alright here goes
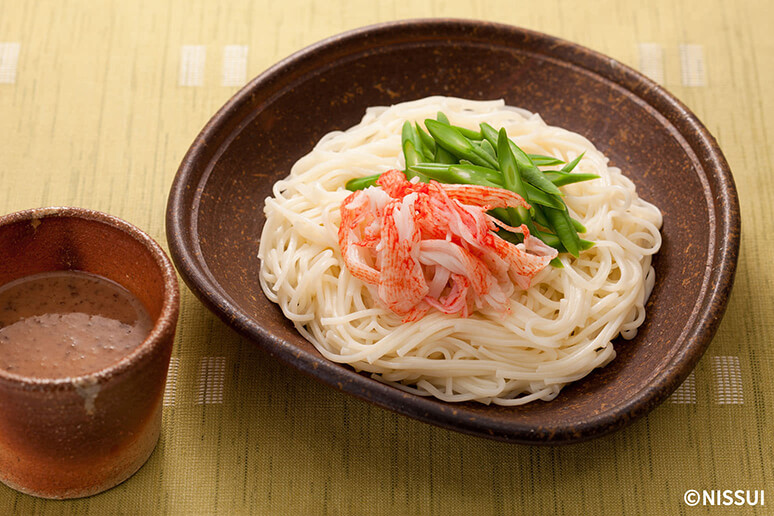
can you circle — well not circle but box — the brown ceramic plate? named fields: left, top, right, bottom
left=166, top=19, right=740, bottom=443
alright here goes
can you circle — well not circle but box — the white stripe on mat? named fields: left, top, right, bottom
left=222, top=45, right=248, bottom=87
left=670, top=371, right=696, bottom=404
left=179, top=45, right=206, bottom=87
left=197, top=356, right=226, bottom=404
left=711, top=356, right=743, bottom=405
left=679, top=43, right=706, bottom=87
left=163, top=357, right=180, bottom=407
left=637, top=43, right=664, bottom=85
left=0, top=42, right=21, bottom=84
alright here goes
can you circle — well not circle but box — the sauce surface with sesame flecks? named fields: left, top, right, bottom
left=0, top=271, right=152, bottom=379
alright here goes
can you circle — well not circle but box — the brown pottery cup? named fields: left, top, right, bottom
left=0, top=207, right=179, bottom=498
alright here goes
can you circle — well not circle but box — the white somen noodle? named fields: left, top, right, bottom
left=258, top=97, right=662, bottom=405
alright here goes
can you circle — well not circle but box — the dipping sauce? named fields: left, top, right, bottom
left=0, top=271, right=152, bottom=379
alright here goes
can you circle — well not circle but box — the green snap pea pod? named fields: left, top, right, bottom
left=497, top=129, right=529, bottom=199
left=532, top=204, right=551, bottom=229
left=401, top=121, right=433, bottom=161
left=552, top=237, right=594, bottom=253
left=434, top=146, right=458, bottom=164
left=428, top=114, right=457, bottom=163
left=481, top=123, right=566, bottom=167
left=544, top=171, right=600, bottom=187
left=533, top=207, right=586, bottom=234
left=479, top=122, right=498, bottom=149
left=477, top=139, right=497, bottom=161
left=409, top=165, right=495, bottom=187
left=345, top=173, right=380, bottom=191
left=534, top=230, right=593, bottom=254
left=532, top=206, right=587, bottom=243
left=496, top=128, right=534, bottom=230
left=425, top=120, right=498, bottom=168
left=402, top=141, right=429, bottom=183
left=402, top=122, right=432, bottom=162
left=524, top=184, right=565, bottom=210
left=549, top=257, right=564, bottom=268
left=403, top=139, right=422, bottom=168
left=534, top=231, right=569, bottom=263
left=571, top=217, right=586, bottom=234
left=415, top=123, right=436, bottom=155
left=542, top=205, right=581, bottom=257
left=511, top=143, right=563, bottom=196
left=495, top=228, right=523, bottom=246
left=432, top=112, right=484, bottom=140
left=490, top=208, right=517, bottom=227
left=528, top=154, right=565, bottom=167
left=499, top=227, right=593, bottom=253
left=452, top=125, right=483, bottom=141
left=534, top=229, right=561, bottom=248
left=483, top=122, right=566, bottom=196
left=410, top=163, right=504, bottom=185
left=401, top=121, right=421, bottom=152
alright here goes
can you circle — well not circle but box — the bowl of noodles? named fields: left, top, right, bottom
left=166, top=19, right=740, bottom=443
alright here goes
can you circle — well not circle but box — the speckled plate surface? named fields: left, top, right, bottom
left=166, top=19, right=740, bottom=443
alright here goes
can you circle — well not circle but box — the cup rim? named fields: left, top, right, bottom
left=0, top=206, right=180, bottom=390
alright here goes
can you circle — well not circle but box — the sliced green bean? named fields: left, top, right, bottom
left=427, top=117, right=459, bottom=163
left=345, top=173, right=380, bottom=191
left=402, top=139, right=422, bottom=168
left=483, top=122, right=565, bottom=196
left=524, top=184, right=565, bottom=210
left=561, top=152, right=585, bottom=173
left=497, top=129, right=529, bottom=199
left=402, top=141, right=430, bottom=183
left=571, top=217, right=586, bottom=234
left=544, top=171, right=600, bottom=187
left=534, top=229, right=593, bottom=254
left=425, top=119, right=497, bottom=168
left=528, top=154, right=565, bottom=167
left=415, top=123, right=436, bottom=156
left=434, top=145, right=458, bottom=164
left=410, top=163, right=503, bottom=185
left=496, top=128, right=534, bottom=230
left=490, top=208, right=516, bottom=228
left=433, top=113, right=483, bottom=140
left=477, top=139, right=497, bottom=160
left=532, top=204, right=551, bottom=229
left=511, top=143, right=563, bottom=196
left=436, top=112, right=450, bottom=125
left=402, top=122, right=432, bottom=161
left=479, top=122, right=499, bottom=150
left=543, top=206, right=581, bottom=257
left=452, top=125, right=483, bottom=140
left=495, top=228, right=523, bottom=246
left=534, top=229, right=561, bottom=248
left=410, top=165, right=492, bottom=187
left=549, top=257, right=564, bottom=268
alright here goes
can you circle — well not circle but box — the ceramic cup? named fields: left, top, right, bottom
left=0, top=207, right=179, bottom=499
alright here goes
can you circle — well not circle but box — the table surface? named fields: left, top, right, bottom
left=1, top=1, right=772, bottom=514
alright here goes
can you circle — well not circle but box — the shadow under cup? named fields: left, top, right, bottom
left=0, top=207, right=179, bottom=499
